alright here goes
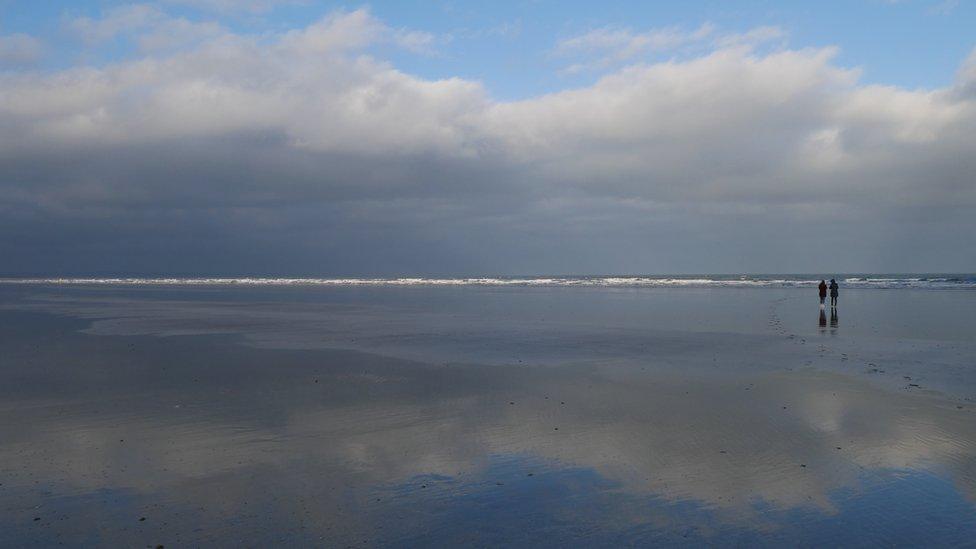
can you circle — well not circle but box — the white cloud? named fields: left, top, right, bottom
left=279, top=8, right=445, bottom=57
left=393, top=29, right=440, bottom=55
left=0, top=33, right=42, bottom=68
left=558, top=23, right=715, bottom=55
left=1, top=10, right=975, bottom=273
left=68, top=3, right=229, bottom=53
left=5, top=9, right=485, bottom=157
left=956, top=47, right=976, bottom=98
left=69, top=4, right=166, bottom=44
left=556, top=23, right=716, bottom=72
left=713, top=25, right=787, bottom=49
left=555, top=23, right=786, bottom=74
left=139, top=18, right=228, bottom=52
left=162, top=0, right=306, bottom=13
left=930, top=0, right=960, bottom=15
left=278, top=8, right=385, bottom=53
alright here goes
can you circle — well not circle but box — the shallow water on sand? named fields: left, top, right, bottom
left=1, top=285, right=975, bottom=546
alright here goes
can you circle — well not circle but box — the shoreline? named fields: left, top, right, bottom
left=1, top=274, right=974, bottom=290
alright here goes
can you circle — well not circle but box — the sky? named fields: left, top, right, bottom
left=0, top=0, right=974, bottom=276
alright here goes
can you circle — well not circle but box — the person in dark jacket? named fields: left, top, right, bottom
left=818, top=280, right=827, bottom=306
left=829, top=278, right=839, bottom=308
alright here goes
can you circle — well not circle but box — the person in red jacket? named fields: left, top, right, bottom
left=818, top=279, right=828, bottom=307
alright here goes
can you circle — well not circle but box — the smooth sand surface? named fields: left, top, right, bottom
left=1, top=285, right=975, bottom=546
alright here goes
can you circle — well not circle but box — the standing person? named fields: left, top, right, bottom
left=818, top=280, right=827, bottom=307
left=829, top=278, right=839, bottom=308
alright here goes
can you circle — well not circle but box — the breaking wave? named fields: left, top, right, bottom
left=2, top=275, right=974, bottom=289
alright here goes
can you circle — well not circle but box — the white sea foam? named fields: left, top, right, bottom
left=1, top=276, right=974, bottom=289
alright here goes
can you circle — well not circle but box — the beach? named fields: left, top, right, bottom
left=1, top=279, right=975, bottom=546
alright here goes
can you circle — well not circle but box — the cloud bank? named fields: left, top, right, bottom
left=1, top=8, right=974, bottom=275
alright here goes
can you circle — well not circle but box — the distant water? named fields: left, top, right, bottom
left=2, top=274, right=975, bottom=289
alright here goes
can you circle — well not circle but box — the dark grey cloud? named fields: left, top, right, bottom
left=1, top=9, right=975, bottom=275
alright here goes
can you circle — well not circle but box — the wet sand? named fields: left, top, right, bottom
left=1, top=285, right=975, bottom=546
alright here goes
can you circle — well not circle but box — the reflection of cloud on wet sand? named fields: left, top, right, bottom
left=3, top=335, right=976, bottom=545
left=297, top=366, right=976, bottom=517
left=3, top=290, right=976, bottom=544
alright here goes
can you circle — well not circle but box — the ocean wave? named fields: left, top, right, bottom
left=2, top=276, right=974, bottom=289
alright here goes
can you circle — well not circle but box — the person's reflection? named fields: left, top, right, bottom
left=829, top=308, right=838, bottom=335
left=819, top=308, right=827, bottom=330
